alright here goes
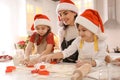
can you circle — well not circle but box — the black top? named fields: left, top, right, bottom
left=61, top=38, right=78, bottom=63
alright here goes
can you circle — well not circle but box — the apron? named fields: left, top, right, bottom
left=61, top=38, right=78, bottom=63
left=34, top=35, right=47, bottom=54
left=36, top=39, right=47, bottom=54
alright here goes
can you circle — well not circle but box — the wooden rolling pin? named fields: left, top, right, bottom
left=71, top=63, right=92, bottom=80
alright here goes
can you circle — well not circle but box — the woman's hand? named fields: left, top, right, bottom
left=40, top=52, right=63, bottom=63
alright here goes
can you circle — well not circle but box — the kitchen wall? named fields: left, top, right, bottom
left=0, top=0, right=26, bottom=51
left=27, top=0, right=58, bottom=34
left=30, top=0, right=120, bottom=52
left=37, top=0, right=120, bottom=52
left=95, top=0, right=120, bottom=52
left=1, top=0, right=119, bottom=52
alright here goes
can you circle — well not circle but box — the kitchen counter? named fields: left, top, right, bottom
left=0, top=52, right=120, bottom=80
left=0, top=61, right=98, bottom=80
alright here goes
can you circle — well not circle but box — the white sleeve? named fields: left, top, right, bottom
left=94, top=41, right=107, bottom=67
left=58, top=28, right=65, bottom=50
left=62, top=37, right=79, bottom=59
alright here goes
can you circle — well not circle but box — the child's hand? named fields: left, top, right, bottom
left=25, top=61, right=35, bottom=67
left=105, top=55, right=111, bottom=63
left=20, top=57, right=30, bottom=65
left=28, top=58, right=39, bottom=66
left=112, top=57, right=120, bottom=66
left=21, top=59, right=37, bottom=67
left=75, top=60, right=84, bottom=68
left=39, top=54, right=54, bottom=62
left=114, top=57, right=120, bottom=62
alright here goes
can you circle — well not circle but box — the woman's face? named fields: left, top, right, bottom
left=35, top=25, right=49, bottom=36
left=58, top=10, right=76, bottom=26
left=77, top=24, right=94, bottom=42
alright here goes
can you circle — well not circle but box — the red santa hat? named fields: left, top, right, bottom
left=28, top=14, right=52, bottom=35
left=33, top=14, right=52, bottom=29
left=75, top=9, right=106, bottom=40
left=56, top=0, right=78, bottom=14
left=31, top=24, right=34, bottom=31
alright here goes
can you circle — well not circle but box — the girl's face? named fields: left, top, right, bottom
left=35, top=25, right=49, bottom=36
left=77, top=24, right=94, bottom=42
left=58, top=10, right=76, bottom=26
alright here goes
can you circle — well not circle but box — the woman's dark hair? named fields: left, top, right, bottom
left=76, top=23, right=79, bottom=28
left=63, top=12, right=77, bottom=30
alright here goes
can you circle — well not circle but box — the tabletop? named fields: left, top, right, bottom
left=0, top=53, right=120, bottom=80
left=0, top=60, right=98, bottom=80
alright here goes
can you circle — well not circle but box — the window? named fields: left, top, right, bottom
left=26, top=2, right=42, bottom=31
left=0, top=0, right=26, bottom=52
left=0, top=3, right=12, bottom=51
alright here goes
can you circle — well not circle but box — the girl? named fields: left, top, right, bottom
left=22, top=14, right=55, bottom=65
left=56, top=0, right=79, bottom=63
left=40, top=9, right=107, bottom=79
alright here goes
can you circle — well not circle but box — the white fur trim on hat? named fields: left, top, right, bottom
left=75, top=16, right=106, bottom=40
left=34, top=19, right=52, bottom=28
left=56, top=3, right=78, bottom=14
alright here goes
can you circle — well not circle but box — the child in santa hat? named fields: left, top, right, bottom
left=40, top=9, right=107, bottom=80
left=21, top=14, right=55, bottom=66
left=56, top=0, right=79, bottom=63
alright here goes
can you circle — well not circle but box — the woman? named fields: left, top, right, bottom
left=56, top=0, right=79, bottom=63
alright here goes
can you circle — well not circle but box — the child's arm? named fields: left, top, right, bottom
left=27, top=44, right=54, bottom=65
left=24, top=42, right=34, bottom=60
left=76, top=60, right=96, bottom=67
left=71, top=63, right=92, bottom=80
left=20, top=42, right=34, bottom=65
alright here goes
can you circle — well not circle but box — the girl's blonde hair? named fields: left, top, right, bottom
left=76, top=23, right=99, bottom=52
left=79, top=35, right=99, bottom=53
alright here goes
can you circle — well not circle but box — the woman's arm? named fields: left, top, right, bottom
left=39, top=40, right=78, bottom=62
left=40, top=52, right=64, bottom=62
left=40, top=37, right=79, bottom=62
left=62, top=37, right=79, bottom=59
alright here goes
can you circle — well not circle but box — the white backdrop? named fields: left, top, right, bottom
left=0, top=0, right=26, bottom=52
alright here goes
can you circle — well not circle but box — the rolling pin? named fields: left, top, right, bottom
left=71, top=63, right=92, bottom=80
